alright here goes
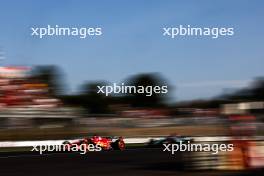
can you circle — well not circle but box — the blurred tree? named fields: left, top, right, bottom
left=226, top=77, right=264, bottom=101
left=31, top=65, right=65, bottom=96
left=81, top=82, right=110, bottom=114
left=251, top=77, right=264, bottom=100
left=125, top=73, right=170, bottom=107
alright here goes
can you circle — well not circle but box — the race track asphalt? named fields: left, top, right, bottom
left=0, top=148, right=262, bottom=176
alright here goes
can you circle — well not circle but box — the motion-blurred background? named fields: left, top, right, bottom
left=0, top=0, right=264, bottom=173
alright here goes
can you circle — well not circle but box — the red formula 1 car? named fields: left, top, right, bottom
left=63, top=135, right=125, bottom=151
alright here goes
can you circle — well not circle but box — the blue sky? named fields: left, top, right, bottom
left=0, top=0, right=263, bottom=101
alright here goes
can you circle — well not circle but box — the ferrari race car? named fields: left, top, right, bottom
left=63, top=135, right=125, bottom=151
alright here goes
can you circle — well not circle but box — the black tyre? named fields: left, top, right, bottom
left=112, top=140, right=125, bottom=150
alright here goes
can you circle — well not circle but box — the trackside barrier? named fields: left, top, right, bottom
left=0, top=136, right=264, bottom=148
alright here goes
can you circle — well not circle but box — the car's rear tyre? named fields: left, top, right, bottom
left=62, top=141, right=71, bottom=151
left=118, top=140, right=125, bottom=150
left=63, top=141, right=70, bottom=145
left=112, top=139, right=125, bottom=150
